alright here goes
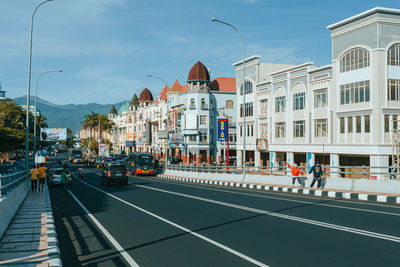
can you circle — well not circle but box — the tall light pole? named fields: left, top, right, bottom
left=147, top=74, right=169, bottom=163
left=25, top=0, right=55, bottom=175
left=34, top=69, right=62, bottom=155
left=211, top=18, right=246, bottom=181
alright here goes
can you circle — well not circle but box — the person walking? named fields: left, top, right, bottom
left=287, top=162, right=305, bottom=187
left=309, top=161, right=324, bottom=188
left=30, top=165, right=39, bottom=192
left=37, top=163, right=47, bottom=192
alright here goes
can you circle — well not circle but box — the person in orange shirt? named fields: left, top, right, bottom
left=37, top=163, right=48, bottom=192
left=287, top=162, right=305, bottom=187
left=30, top=166, right=40, bottom=192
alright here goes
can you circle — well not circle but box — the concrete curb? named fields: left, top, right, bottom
left=157, top=174, right=400, bottom=205
left=44, top=183, right=62, bottom=267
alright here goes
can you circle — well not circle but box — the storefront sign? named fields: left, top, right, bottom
left=256, top=139, right=268, bottom=151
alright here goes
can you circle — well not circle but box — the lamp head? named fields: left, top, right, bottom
left=211, top=18, right=217, bottom=22
left=58, top=70, right=63, bottom=72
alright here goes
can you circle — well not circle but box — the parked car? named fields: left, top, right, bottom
left=229, top=158, right=237, bottom=166
left=167, top=156, right=183, bottom=165
left=101, top=164, right=128, bottom=186
left=49, top=168, right=72, bottom=186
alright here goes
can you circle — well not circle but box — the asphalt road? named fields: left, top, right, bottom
left=48, top=161, right=400, bottom=267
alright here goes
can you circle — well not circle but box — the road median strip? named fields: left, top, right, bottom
left=156, top=174, right=400, bottom=205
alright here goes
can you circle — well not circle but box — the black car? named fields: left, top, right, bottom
left=167, top=156, right=183, bottom=165
left=229, top=158, right=237, bottom=166
left=101, top=164, right=128, bottom=186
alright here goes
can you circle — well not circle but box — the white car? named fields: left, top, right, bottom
left=49, top=168, right=72, bottom=186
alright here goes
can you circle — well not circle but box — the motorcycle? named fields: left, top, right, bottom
left=78, top=168, right=83, bottom=179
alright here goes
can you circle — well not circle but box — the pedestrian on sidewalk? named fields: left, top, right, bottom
left=309, top=161, right=324, bottom=189
left=287, top=163, right=305, bottom=187
left=30, top=165, right=39, bottom=192
left=38, top=163, right=47, bottom=192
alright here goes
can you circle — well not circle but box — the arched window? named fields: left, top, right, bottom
left=201, top=98, right=205, bottom=105
left=190, top=98, right=194, bottom=103
left=339, top=48, right=370, bottom=73
left=226, top=100, right=233, bottom=109
left=292, top=83, right=306, bottom=110
left=240, top=81, right=253, bottom=95
left=388, top=44, right=400, bottom=66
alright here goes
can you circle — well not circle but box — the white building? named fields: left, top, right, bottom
left=234, top=7, right=400, bottom=180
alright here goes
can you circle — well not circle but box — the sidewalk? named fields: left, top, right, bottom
left=0, top=183, right=61, bottom=266
left=157, top=174, right=400, bottom=204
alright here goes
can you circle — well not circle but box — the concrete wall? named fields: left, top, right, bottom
left=165, top=169, right=400, bottom=194
left=0, top=181, right=29, bottom=238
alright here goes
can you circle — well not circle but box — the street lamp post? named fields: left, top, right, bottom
left=34, top=70, right=62, bottom=155
left=211, top=18, right=246, bottom=181
left=147, top=74, right=170, bottom=164
left=25, top=0, right=55, bottom=175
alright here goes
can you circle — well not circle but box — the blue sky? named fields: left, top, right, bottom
left=1, top=0, right=398, bottom=104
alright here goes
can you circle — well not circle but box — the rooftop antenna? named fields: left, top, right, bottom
left=207, top=68, right=213, bottom=81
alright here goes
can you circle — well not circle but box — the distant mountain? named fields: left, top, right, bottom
left=13, top=96, right=128, bottom=131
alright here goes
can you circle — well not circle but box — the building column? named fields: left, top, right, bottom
left=255, top=150, right=261, bottom=167
left=361, top=115, right=365, bottom=144
left=269, top=151, right=276, bottom=170
left=330, top=153, right=339, bottom=178
left=287, top=152, right=294, bottom=174
left=237, top=150, right=242, bottom=167
left=206, top=150, right=210, bottom=164
left=370, top=155, right=389, bottom=180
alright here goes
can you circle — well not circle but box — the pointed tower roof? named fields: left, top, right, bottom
left=170, top=80, right=182, bottom=92
left=139, top=88, right=154, bottom=102
left=109, top=105, right=117, bottom=114
left=157, top=84, right=170, bottom=101
left=130, top=93, right=139, bottom=106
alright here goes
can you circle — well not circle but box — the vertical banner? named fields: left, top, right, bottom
left=217, top=119, right=228, bottom=141
left=270, top=151, right=274, bottom=168
left=307, top=152, right=313, bottom=172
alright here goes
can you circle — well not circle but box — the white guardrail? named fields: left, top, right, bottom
left=166, top=164, right=400, bottom=180
left=0, top=171, right=28, bottom=199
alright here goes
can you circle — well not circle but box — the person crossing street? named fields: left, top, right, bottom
left=309, top=161, right=324, bottom=189
left=288, top=162, right=305, bottom=187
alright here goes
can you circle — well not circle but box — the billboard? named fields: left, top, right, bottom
left=99, top=143, right=109, bottom=157
left=256, top=139, right=268, bottom=151
left=217, top=119, right=228, bottom=141
left=40, top=128, right=67, bottom=141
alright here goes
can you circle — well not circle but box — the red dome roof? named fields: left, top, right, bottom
left=187, top=61, right=210, bottom=82
left=139, top=88, right=153, bottom=102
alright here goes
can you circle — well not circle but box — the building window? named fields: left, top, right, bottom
left=259, top=99, right=268, bottom=115
left=388, top=79, right=400, bottom=101
left=293, top=92, right=305, bottom=110
left=240, top=103, right=253, bottom=117
left=247, top=125, right=250, bottom=137
left=240, top=81, right=253, bottom=95
left=240, top=126, right=242, bottom=137
left=348, top=117, right=353, bottom=133
left=200, top=133, right=207, bottom=143
left=356, top=116, right=361, bottom=133
left=275, top=96, right=286, bottom=112
left=364, top=115, right=370, bottom=133
left=293, top=120, right=305, bottom=138
left=260, top=123, right=268, bottom=138
left=340, top=48, right=370, bottom=73
left=200, top=115, right=207, bottom=125
left=226, top=100, right=233, bottom=109
left=315, top=119, right=327, bottom=137
left=251, top=125, right=253, bottom=137
left=340, top=117, right=345, bottom=133
left=388, top=44, right=400, bottom=66
left=275, top=122, right=286, bottom=138
left=340, top=81, right=370, bottom=104
left=229, top=133, right=237, bottom=142
left=314, top=89, right=327, bottom=108
left=385, top=115, right=390, bottom=132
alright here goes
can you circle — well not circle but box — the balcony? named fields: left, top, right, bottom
left=200, top=104, right=208, bottom=110
left=189, top=104, right=196, bottom=110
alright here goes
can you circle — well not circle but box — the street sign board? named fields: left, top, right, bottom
left=217, top=119, right=228, bottom=141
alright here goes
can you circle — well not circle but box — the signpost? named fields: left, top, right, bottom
left=217, top=119, right=229, bottom=167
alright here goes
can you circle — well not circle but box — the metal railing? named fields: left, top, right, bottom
left=166, top=164, right=400, bottom=180
left=0, top=171, right=27, bottom=198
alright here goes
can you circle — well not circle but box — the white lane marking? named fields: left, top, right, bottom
left=135, top=177, right=400, bottom=217
left=66, top=189, right=139, bottom=267
left=136, top=184, right=400, bottom=243
left=77, top=179, right=269, bottom=267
